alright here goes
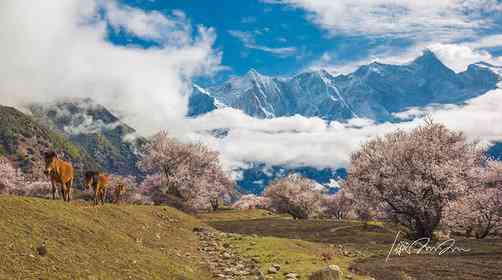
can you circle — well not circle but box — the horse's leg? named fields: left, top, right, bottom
left=60, top=183, right=66, bottom=202
left=100, top=189, right=105, bottom=205
left=65, top=179, right=73, bottom=202
left=50, top=180, right=56, bottom=200
left=94, top=188, right=98, bottom=206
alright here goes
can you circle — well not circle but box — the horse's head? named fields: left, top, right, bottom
left=84, top=171, right=98, bottom=190
left=43, top=151, right=58, bottom=176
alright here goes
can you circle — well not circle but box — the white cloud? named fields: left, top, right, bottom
left=105, top=2, right=192, bottom=46
left=0, top=0, right=221, bottom=135
left=311, top=41, right=501, bottom=75
left=427, top=43, right=494, bottom=72
left=466, top=34, right=502, bottom=49
left=228, top=30, right=297, bottom=57
left=266, top=0, right=502, bottom=40
left=187, top=85, right=502, bottom=172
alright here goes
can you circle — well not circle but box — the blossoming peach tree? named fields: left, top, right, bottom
left=0, top=156, right=52, bottom=197
left=232, top=194, right=270, bottom=210
left=138, top=131, right=235, bottom=211
left=264, top=174, right=324, bottom=219
left=443, top=160, right=502, bottom=238
left=344, top=121, right=487, bottom=239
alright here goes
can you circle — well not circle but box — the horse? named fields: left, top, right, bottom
left=112, top=183, right=126, bottom=204
left=84, top=171, right=110, bottom=205
left=43, top=151, right=74, bottom=202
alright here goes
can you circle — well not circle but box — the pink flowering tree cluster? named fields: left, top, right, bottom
left=138, top=132, right=235, bottom=211
left=443, top=160, right=502, bottom=238
left=107, top=174, right=152, bottom=204
left=0, top=157, right=24, bottom=194
left=0, top=157, right=52, bottom=197
left=344, top=121, right=486, bottom=239
left=232, top=194, right=270, bottom=210
left=264, top=174, right=324, bottom=219
left=321, top=190, right=354, bottom=220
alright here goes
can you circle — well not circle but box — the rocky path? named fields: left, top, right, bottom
left=194, top=227, right=266, bottom=280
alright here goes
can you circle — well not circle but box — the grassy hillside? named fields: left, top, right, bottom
left=0, top=196, right=211, bottom=280
left=0, top=105, right=100, bottom=180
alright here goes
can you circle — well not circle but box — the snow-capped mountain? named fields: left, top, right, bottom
left=189, top=50, right=500, bottom=122
left=187, top=85, right=222, bottom=117
left=187, top=50, right=501, bottom=194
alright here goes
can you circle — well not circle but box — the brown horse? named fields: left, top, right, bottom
left=84, top=171, right=110, bottom=205
left=112, top=183, right=126, bottom=204
left=43, top=151, right=74, bottom=202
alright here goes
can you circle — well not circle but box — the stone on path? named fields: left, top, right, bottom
left=309, top=265, right=343, bottom=280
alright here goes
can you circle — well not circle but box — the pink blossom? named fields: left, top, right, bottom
left=344, top=121, right=486, bottom=238
left=138, top=131, right=235, bottom=210
left=264, top=174, right=324, bottom=219
left=443, top=160, right=502, bottom=239
left=0, top=157, right=26, bottom=195
left=321, top=190, right=354, bottom=220
left=232, top=194, right=270, bottom=210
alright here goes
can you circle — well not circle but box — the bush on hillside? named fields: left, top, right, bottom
left=264, top=174, right=324, bottom=219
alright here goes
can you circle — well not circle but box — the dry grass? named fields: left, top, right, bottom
left=0, top=195, right=211, bottom=280
left=3, top=198, right=501, bottom=280
left=205, top=209, right=502, bottom=280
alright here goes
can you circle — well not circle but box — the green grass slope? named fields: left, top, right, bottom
left=0, top=196, right=211, bottom=280
left=0, top=105, right=100, bottom=180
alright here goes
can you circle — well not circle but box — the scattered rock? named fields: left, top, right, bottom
left=309, top=265, right=343, bottom=280
left=196, top=228, right=258, bottom=279
left=267, top=266, right=278, bottom=274
left=193, top=226, right=207, bottom=233
left=36, top=241, right=47, bottom=256
left=285, top=272, right=298, bottom=279
left=255, top=270, right=266, bottom=280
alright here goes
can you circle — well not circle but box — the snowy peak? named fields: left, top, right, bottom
left=412, top=49, right=443, bottom=66
left=188, top=49, right=499, bottom=122
left=244, top=68, right=263, bottom=79
left=472, top=61, right=502, bottom=77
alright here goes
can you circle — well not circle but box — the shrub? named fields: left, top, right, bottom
left=232, top=194, right=270, bottom=210
left=321, top=190, right=354, bottom=220
left=264, top=174, right=324, bottom=219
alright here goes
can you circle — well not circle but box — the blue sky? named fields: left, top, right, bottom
left=115, top=0, right=337, bottom=79
left=112, top=0, right=502, bottom=83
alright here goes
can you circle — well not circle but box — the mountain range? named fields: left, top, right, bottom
left=187, top=50, right=501, bottom=193
left=189, top=50, right=500, bottom=123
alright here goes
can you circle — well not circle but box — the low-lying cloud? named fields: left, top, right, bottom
left=188, top=86, right=502, bottom=172
left=0, top=0, right=221, bottom=135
